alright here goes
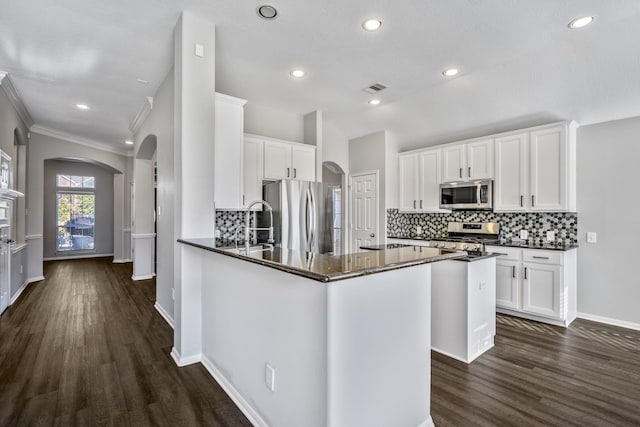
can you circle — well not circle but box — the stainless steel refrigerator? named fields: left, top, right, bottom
left=260, top=180, right=342, bottom=255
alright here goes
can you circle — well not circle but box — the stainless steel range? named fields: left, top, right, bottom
left=428, top=222, right=500, bottom=252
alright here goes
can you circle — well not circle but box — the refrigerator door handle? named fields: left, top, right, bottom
left=307, top=187, right=316, bottom=250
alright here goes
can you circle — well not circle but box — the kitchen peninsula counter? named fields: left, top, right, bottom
left=179, top=237, right=465, bottom=282
left=388, top=236, right=578, bottom=251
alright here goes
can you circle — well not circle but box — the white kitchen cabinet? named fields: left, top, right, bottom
left=243, top=135, right=263, bottom=209
left=398, top=148, right=446, bottom=213
left=263, top=138, right=316, bottom=181
left=494, top=122, right=576, bottom=212
left=442, top=139, right=493, bottom=182
left=214, top=93, right=247, bottom=210
left=487, top=245, right=577, bottom=327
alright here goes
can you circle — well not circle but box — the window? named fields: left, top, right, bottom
left=56, top=193, right=95, bottom=251
left=56, top=174, right=95, bottom=189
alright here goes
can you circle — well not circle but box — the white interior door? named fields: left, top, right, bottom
left=0, top=226, right=10, bottom=314
left=350, top=172, right=378, bottom=253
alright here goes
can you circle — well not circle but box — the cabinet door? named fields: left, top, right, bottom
left=529, top=126, right=566, bottom=211
left=442, top=145, right=466, bottom=182
left=264, top=140, right=292, bottom=180
left=214, top=95, right=245, bottom=209
left=494, top=133, right=528, bottom=211
left=243, top=136, right=263, bottom=209
left=418, top=149, right=443, bottom=211
left=398, top=153, right=419, bottom=211
left=467, top=139, right=493, bottom=180
left=291, top=144, right=316, bottom=181
left=495, top=260, right=520, bottom=310
left=522, top=263, right=562, bottom=318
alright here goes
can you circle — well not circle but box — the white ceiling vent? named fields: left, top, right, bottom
left=363, top=82, right=388, bottom=94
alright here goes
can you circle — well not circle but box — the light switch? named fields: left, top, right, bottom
left=586, top=232, right=597, bottom=243
left=265, top=364, right=276, bottom=392
left=195, top=43, right=204, bottom=57
left=416, top=226, right=422, bottom=235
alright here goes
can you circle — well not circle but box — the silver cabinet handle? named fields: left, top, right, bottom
left=293, top=168, right=297, bottom=178
left=420, top=200, right=423, bottom=209
left=531, top=195, right=535, bottom=207
left=413, top=200, right=416, bottom=209
left=533, top=256, right=549, bottom=260
left=512, top=265, right=516, bottom=278
left=287, top=167, right=290, bottom=178
left=468, top=166, right=471, bottom=177
left=524, top=267, right=528, bottom=280
left=459, top=167, right=462, bottom=178
left=520, top=195, right=524, bottom=207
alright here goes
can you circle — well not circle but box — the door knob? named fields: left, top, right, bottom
left=370, top=233, right=375, bottom=238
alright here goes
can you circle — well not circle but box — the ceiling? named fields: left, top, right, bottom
left=1, top=0, right=639, bottom=153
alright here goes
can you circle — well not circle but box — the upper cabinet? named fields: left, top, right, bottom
left=442, top=139, right=493, bottom=182
left=494, top=123, right=576, bottom=212
left=398, top=148, right=446, bottom=213
left=263, top=138, right=315, bottom=181
left=214, top=93, right=247, bottom=210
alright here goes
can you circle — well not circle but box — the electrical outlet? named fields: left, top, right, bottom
left=586, top=232, right=597, bottom=243
left=546, top=231, right=555, bottom=242
left=479, top=281, right=486, bottom=290
left=265, top=364, right=275, bottom=392
left=519, top=230, right=528, bottom=240
left=195, top=43, right=204, bottom=57
left=214, top=229, right=221, bottom=238
left=416, top=226, right=422, bottom=235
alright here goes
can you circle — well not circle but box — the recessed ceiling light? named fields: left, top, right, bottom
left=368, top=99, right=381, bottom=105
left=290, top=69, right=305, bottom=78
left=257, top=4, right=278, bottom=19
left=76, top=103, right=90, bottom=110
left=125, top=140, right=134, bottom=145
left=362, top=19, right=383, bottom=32
left=442, top=68, right=459, bottom=77
left=568, top=16, right=595, bottom=29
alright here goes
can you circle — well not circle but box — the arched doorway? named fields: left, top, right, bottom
left=132, top=134, right=157, bottom=280
left=322, top=161, right=346, bottom=255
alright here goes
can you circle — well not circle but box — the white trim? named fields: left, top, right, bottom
left=200, top=355, right=269, bottom=427
left=418, top=416, right=435, bottom=427
left=44, top=252, right=114, bottom=261
left=30, top=125, right=129, bottom=156
left=0, top=71, right=34, bottom=127
left=215, top=92, right=248, bottom=107
left=27, top=275, right=45, bottom=284
left=131, top=233, right=156, bottom=239
left=132, top=273, right=155, bottom=281
left=154, top=302, right=174, bottom=329
left=123, top=228, right=132, bottom=232
left=497, top=307, right=573, bottom=327
left=10, top=279, right=29, bottom=305
left=577, top=312, right=640, bottom=332
left=0, top=188, right=24, bottom=200
left=25, top=234, right=43, bottom=240
left=11, top=242, right=27, bottom=254
left=170, top=347, right=201, bottom=367
left=112, top=258, right=132, bottom=264
left=129, top=96, right=154, bottom=134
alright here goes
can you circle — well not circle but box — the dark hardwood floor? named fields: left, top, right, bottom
left=2, top=258, right=640, bottom=426
left=0, top=258, right=251, bottom=426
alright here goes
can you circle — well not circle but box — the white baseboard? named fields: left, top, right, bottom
left=10, top=280, right=29, bottom=305
left=201, top=355, right=268, bottom=427
left=27, top=275, right=45, bottom=284
left=44, top=253, right=114, bottom=261
left=112, top=258, right=133, bottom=264
left=154, top=302, right=174, bottom=329
left=170, top=347, right=201, bottom=367
left=131, top=273, right=155, bottom=281
left=577, top=312, right=640, bottom=331
left=418, top=416, right=435, bottom=427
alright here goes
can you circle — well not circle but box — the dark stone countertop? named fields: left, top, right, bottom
left=360, top=244, right=502, bottom=262
left=387, top=236, right=578, bottom=252
left=178, top=238, right=467, bottom=283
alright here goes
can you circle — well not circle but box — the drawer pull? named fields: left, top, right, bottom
left=512, top=266, right=516, bottom=278
left=524, top=267, right=528, bottom=280
left=533, top=256, right=549, bottom=260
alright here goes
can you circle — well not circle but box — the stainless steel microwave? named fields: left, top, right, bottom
left=440, top=179, right=493, bottom=210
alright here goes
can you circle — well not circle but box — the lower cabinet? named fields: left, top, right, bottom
left=487, top=245, right=577, bottom=326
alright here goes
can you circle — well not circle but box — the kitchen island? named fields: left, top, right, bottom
left=176, top=238, right=465, bottom=427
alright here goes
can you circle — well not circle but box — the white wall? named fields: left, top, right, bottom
left=134, top=68, right=175, bottom=321
left=244, top=103, right=304, bottom=142
left=27, top=132, right=129, bottom=279
left=577, top=116, right=640, bottom=327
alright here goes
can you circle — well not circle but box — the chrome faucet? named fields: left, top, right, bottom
left=243, top=200, right=274, bottom=254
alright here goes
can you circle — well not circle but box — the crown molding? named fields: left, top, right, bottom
left=0, top=71, right=34, bottom=128
left=129, top=96, right=153, bottom=134
left=29, top=124, right=132, bottom=157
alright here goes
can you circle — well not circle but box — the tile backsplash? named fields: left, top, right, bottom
left=215, top=210, right=256, bottom=242
left=387, top=209, right=577, bottom=245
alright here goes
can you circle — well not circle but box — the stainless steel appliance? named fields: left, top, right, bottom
left=260, top=180, right=342, bottom=255
left=440, top=179, right=493, bottom=210
left=428, top=222, right=500, bottom=253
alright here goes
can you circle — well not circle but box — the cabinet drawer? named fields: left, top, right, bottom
left=523, top=250, right=562, bottom=265
left=486, top=245, right=521, bottom=261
